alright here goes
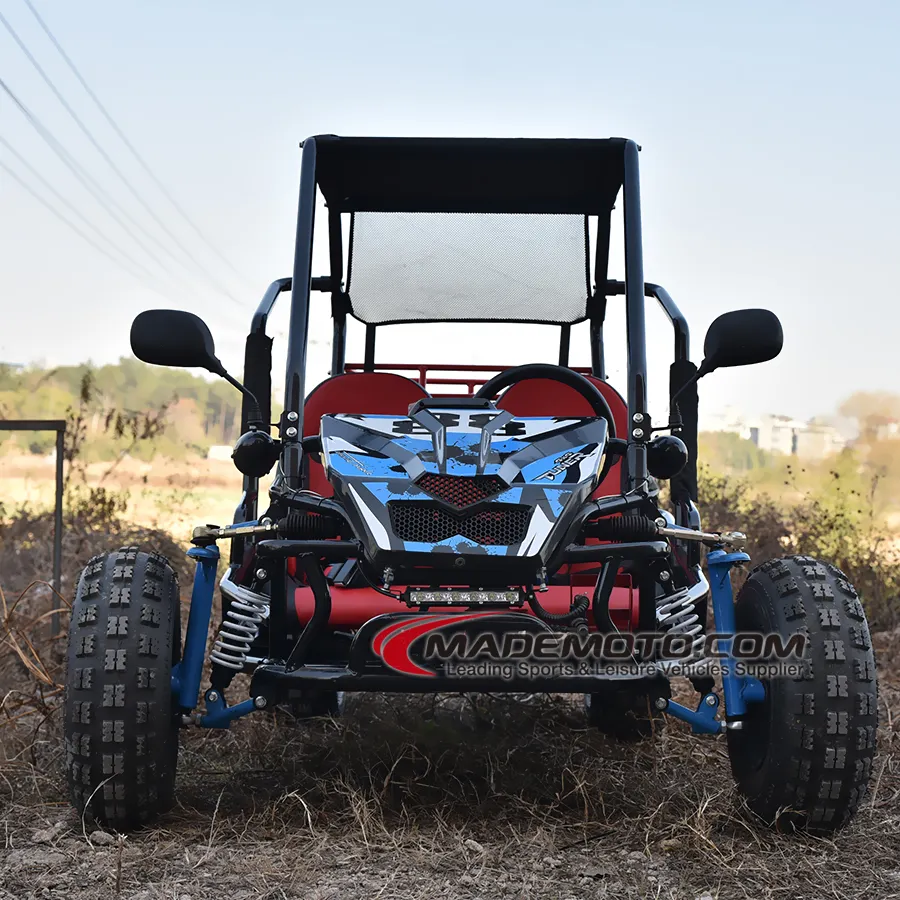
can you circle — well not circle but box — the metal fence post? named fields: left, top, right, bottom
left=53, top=427, right=65, bottom=635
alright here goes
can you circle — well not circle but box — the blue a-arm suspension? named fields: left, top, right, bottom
left=663, top=549, right=765, bottom=733
left=171, top=542, right=259, bottom=728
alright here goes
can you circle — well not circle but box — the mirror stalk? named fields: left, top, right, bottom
left=218, top=367, right=264, bottom=429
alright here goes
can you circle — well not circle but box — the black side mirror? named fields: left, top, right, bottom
left=699, top=308, right=783, bottom=376
left=130, top=309, right=225, bottom=375
left=130, top=308, right=266, bottom=428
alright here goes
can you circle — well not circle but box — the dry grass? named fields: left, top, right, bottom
left=1, top=578, right=899, bottom=900
left=2, top=501, right=899, bottom=900
left=0, top=453, right=245, bottom=537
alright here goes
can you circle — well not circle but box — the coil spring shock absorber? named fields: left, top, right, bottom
left=655, top=577, right=707, bottom=662
left=207, top=513, right=342, bottom=680
left=211, top=569, right=270, bottom=671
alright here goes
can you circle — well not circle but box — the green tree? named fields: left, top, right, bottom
left=0, top=357, right=249, bottom=460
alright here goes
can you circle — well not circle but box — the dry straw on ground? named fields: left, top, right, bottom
left=2, top=505, right=899, bottom=899
left=1, top=570, right=899, bottom=900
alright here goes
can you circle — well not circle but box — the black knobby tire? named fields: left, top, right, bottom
left=585, top=679, right=669, bottom=741
left=64, top=547, right=181, bottom=830
left=727, top=555, right=877, bottom=833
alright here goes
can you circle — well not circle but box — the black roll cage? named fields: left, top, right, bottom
left=234, top=136, right=699, bottom=543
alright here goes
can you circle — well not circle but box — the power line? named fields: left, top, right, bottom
left=0, top=74, right=185, bottom=282
left=21, top=0, right=253, bottom=291
left=1, top=75, right=246, bottom=334
left=1, top=155, right=249, bottom=331
left=1, top=158, right=172, bottom=299
left=0, top=9, right=190, bottom=276
left=0, top=8, right=247, bottom=308
left=0, top=132, right=172, bottom=288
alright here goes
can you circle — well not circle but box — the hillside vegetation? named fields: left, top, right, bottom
left=0, top=358, right=246, bottom=460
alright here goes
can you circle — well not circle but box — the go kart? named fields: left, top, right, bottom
left=64, top=136, right=877, bottom=833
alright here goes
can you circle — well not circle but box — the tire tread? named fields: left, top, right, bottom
left=728, top=555, right=877, bottom=833
left=64, top=547, right=180, bottom=830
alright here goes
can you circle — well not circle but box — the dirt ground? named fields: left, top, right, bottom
left=1, top=634, right=899, bottom=900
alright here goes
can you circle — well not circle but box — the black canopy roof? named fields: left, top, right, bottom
left=310, top=136, right=630, bottom=215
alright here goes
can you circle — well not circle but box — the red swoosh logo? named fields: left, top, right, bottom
left=371, top=614, right=441, bottom=659
left=374, top=611, right=500, bottom=677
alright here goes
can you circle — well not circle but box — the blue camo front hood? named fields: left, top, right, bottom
left=320, top=406, right=608, bottom=562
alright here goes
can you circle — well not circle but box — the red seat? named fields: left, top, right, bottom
left=495, top=375, right=627, bottom=497
left=303, top=372, right=430, bottom=496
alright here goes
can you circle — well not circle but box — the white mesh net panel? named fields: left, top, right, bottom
left=346, top=212, right=590, bottom=324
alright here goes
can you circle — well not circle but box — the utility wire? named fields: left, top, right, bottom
left=0, top=9, right=193, bottom=277
left=0, top=81, right=248, bottom=331
left=21, top=0, right=252, bottom=291
left=1, top=153, right=248, bottom=331
left=1, top=158, right=177, bottom=301
left=0, top=9, right=246, bottom=308
left=0, top=74, right=186, bottom=281
left=0, top=132, right=172, bottom=288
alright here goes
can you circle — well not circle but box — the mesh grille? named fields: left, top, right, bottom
left=347, top=212, right=590, bottom=324
left=416, top=473, right=506, bottom=508
left=389, top=502, right=531, bottom=546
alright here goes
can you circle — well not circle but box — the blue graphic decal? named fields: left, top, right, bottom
left=402, top=537, right=509, bottom=556
left=319, top=409, right=606, bottom=560
left=545, top=489, right=572, bottom=517
left=495, top=486, right=523, bottom=504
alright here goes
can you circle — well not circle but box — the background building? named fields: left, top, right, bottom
left=700, top=407, right=848, bottom=460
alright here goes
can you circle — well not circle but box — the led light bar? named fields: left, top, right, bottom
left=404, top=589, right=524, bottom=608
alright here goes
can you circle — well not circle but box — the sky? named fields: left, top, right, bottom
left=1, top=0, right=898, bottom=427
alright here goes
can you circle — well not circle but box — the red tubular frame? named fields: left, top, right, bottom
left=344, top=362, right=593, bottom=397
left=294, top=581, right=639, bottom=632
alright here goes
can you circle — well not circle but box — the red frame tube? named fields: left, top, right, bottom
left=293, top=581, right=639, bottom=632
left=344, top=362, right=592, bottom=397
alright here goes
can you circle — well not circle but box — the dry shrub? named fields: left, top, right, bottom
left=1, top=425, right=898, bottom=897
left=0, top=487, right=191, bottom=713
left=699, top=465, right=900, bottom=629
